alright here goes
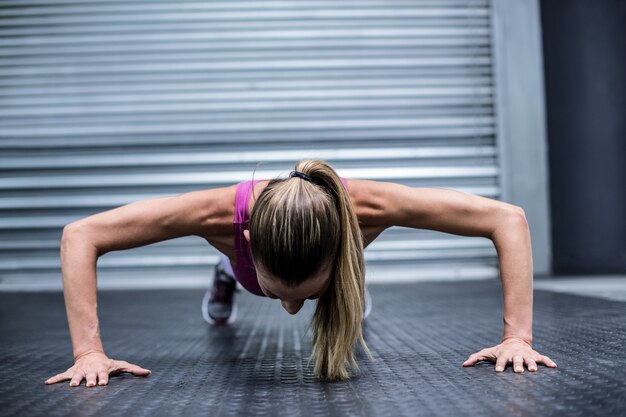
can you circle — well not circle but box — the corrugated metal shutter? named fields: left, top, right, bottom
left=0, top=0, right=499, bottom=289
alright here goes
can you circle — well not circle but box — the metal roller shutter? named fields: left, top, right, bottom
left=0, top=0, right=500, bottom=289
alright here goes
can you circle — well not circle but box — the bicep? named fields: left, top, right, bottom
left=64, top=186, right=234, bottom=255
left=373, top=181, right=517, bottom=238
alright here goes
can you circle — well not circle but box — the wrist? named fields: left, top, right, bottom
left=502, top=319, right=532, bottom=347
left=72, top=337, right=104, bottom=362
left=73, top=349, right=105, bottom=362
left=502, top=335, right=533, bottom=347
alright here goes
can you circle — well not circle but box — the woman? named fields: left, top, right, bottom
left=45, top=159, right=557, bottom=388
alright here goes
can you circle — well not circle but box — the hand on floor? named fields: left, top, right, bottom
left=462, top=338, right=558, bottom=373
left=45, top=351, right=151, bottom=387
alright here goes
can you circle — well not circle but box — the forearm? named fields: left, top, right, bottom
left=60, top=228, right=105, bottom=360
left=490, top=211, right=534, bottom=345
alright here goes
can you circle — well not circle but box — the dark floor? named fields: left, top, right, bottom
left=1, top=280, right=625, bottom=417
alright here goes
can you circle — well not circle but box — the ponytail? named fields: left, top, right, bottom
left=249, top=158, right=370, bottom=380
left=294, top=160, right=370, bottom=380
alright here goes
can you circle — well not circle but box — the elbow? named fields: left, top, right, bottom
left=61, top=222, right=97, bottom=252
left=61, top=223, right=79, bottom=253
left=499, top=205, right=529, bottom=230
left=510, top=205, right=528, bottom=226
left=61, top=222, right=104, bottom=259
left=61, top=222, right=83, bottom=243
left=491, top=204, right=529, bottom=239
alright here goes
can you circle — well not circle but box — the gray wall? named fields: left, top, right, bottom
left=540, top=0, right=626, bottom=273
left=0, top=1, right=551, bottom=289
left=0, top=1, right=505, bottom=289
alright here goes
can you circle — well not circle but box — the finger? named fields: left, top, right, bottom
left=97, top=370, right=109, bottom=386
left=85, top=371, right=98, bottom=388
left=463, top=357, right=477, bottom=366
left=69, top=370, right=85, bottom=387
left=463, top=352, right=486, bottom=366
left=525, top=358, right=538, bottom=372
left=513, top=355, right=524, bottom=373
left=45, top=371, right=71, bottom=385
left=495, top=355, right=509, bottom=372
left=463, top=348, right=493, bottom=366
left=537, top=355, right=558, bottom=368
left=463, top=353, right=479, bottom=366
left=116, top=361, right=152, bottom=376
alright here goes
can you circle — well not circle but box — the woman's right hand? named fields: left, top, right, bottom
left=45, top=351, right=151, bottom=387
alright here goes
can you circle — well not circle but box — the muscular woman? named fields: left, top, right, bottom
left=45, top=159, right=557, bottom=387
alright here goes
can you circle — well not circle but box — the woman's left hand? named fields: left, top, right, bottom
left=462, top=338, right=558, bottom=373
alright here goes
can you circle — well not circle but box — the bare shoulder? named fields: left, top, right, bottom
left=345, top=178, right=405, bottom=229
left=169, top=183, right=245, bottom=258
left=187, top=184, right=238, bottom=238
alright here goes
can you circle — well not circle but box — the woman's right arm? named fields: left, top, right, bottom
left=45, top=186, right=236, bottom=387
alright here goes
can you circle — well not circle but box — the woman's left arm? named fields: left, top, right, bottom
left=355, top=179, right=557, bottom=373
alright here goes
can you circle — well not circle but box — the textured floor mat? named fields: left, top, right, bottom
left=1, top=280, right=625, bottom=417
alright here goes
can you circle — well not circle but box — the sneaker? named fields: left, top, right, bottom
left=363, top=286, right=372, bottom=320
left=201, top=262, right=238, bottom=325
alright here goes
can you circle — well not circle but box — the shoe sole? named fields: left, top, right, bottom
left=201, top=289, right=238, bottom=326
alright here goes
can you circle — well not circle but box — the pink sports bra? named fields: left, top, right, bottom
left=231, top=177, right=348, bottom=297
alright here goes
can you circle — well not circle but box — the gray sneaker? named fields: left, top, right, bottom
left=201, top=263, right=238, bottom=325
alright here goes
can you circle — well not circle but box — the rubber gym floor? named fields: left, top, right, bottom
left=1, top=279, right=624, bottom=417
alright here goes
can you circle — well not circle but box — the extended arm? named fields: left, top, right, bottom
left=351, top=179, right=557, bottom=373
left=46, top=186, right=234, bottom=387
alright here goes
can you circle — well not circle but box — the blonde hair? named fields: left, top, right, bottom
left=248, top=159, right=369, bottom=380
